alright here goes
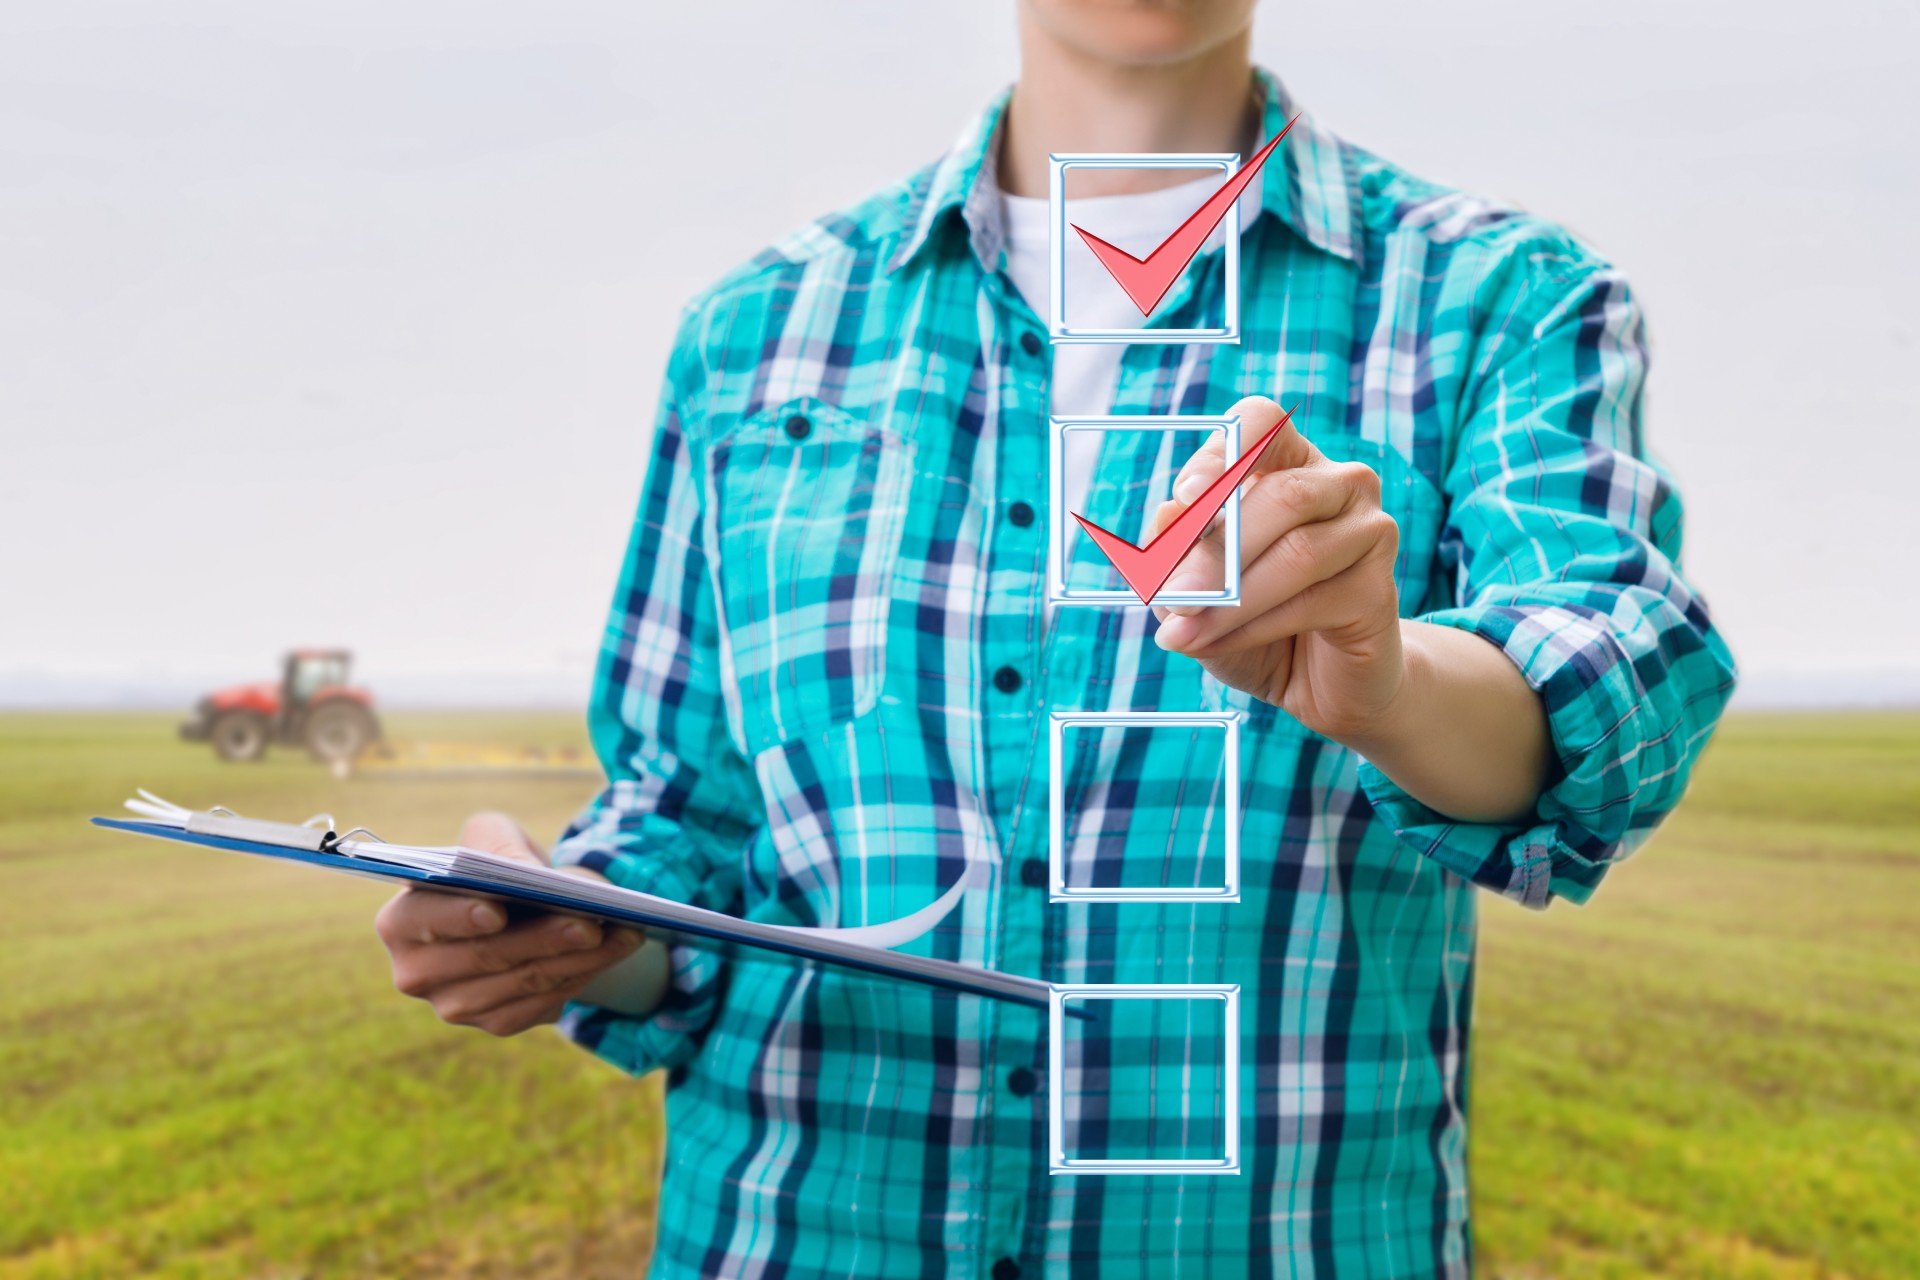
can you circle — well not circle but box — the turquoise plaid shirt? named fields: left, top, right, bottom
left=550, top=71, right=1736, bottom=1279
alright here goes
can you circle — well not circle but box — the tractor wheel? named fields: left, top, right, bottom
left=305, top=702, right=376, bottom=764
left=209, top=710, right=269, bottom=762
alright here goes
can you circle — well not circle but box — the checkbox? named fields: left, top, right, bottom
left=1049, top=414, right=1242, bottom=608
left=1049, top=152, right=1244, bottom=345
left=1048, top=983, right=1241, bottom=1176
left=1048, top=711, right=1241, bottom=903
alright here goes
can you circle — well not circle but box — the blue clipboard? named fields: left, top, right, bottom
left=92, top=816, right=1063, bottom=1016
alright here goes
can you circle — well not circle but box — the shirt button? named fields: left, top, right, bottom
left=1019, top=857, right=1047, bottom=888
left=992, top=666, right=1023, bottom=694
left=1007, top=1066, right=1037, bottom=1097
left=1019, top=331, right=1043, bottom=357
left=992, top=1260, right=1022, bottom=1280
left=1007, top=500, right=1035, bottom=528
left=783, top=414, right=811, bottom=440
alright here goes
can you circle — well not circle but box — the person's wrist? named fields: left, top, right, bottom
left=1329, top=619, right=1430, bottom=763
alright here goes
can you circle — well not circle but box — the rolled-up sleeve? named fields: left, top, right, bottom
left=548, top=304, right=761, bottom=1073
left=1358, top=240, right=1737, bottom=907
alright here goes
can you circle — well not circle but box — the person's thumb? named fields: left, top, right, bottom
left=457, top=811, right=545, bottom=865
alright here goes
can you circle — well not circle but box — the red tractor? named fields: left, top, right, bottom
left=181, top=649, right=383, bottom=764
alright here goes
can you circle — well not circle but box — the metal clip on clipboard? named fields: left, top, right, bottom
left=185, top=810, right=334, bottom=851
left=140, top=792, right=381, bottom=856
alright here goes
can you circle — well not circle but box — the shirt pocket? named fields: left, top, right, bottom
left=704, top=396, right=915, bottom=757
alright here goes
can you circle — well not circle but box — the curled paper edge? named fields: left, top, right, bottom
left=771, top=857, right=990, bottom=949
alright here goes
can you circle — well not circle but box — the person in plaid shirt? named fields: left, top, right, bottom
left=375, top=3, right=1736, bottom=1275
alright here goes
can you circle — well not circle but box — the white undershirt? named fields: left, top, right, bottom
left=996, top=167, right=1261, bottom=613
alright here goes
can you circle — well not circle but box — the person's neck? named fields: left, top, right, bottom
left=999, top=22, right=1257, bottom=199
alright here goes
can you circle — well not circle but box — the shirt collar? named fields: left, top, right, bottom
left=887, top=67, right=1359, bottom=276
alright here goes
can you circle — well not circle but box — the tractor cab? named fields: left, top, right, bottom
left=181, top=648, right=382, bottom=763
left=285, top=649, right=352, bottom=705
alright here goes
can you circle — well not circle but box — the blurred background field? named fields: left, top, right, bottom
left=1, top=711, right=1914, bottom=1279
left=0, top=712, right=652, bottom=1280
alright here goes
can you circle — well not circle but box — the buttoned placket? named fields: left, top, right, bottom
left=974, top=267, right=1058, bottom=1269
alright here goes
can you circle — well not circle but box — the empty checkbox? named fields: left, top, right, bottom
left=1049, top=711, right=1241, bottom=903
left=1049, top=983, right=1241, bottom=1175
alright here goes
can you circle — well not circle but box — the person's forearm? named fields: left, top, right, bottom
left=1340, top=620, right=1553, bottom=826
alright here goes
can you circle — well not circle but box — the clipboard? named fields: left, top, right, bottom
left=92, top=798, right=1064, bottom=1017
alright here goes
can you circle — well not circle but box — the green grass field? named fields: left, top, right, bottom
left=1, top=711, right=1913, bottom=1278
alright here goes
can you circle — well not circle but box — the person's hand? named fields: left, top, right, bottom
left=1149, top=395, right=1405, bottom=746
left=374, top=812, right=644, bottom=1036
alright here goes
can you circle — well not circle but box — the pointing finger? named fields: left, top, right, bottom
left=1163, top=397, right=1313, bottom=544
left=1224, top=396, right=1319, bottom=475
left=1171, top=434, right=1228, bottom=507
left=1140, top=497, right=1182, bottom=547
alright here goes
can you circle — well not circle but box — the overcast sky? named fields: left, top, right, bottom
left=3, top=1, right=1915, bottom=708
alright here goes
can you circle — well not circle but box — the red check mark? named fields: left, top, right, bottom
left=1073, top=408, right=1295, bottom=605
left=1071, top=115, right=1299, bottom=318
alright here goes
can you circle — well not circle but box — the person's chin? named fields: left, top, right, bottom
left=1033, top=0, right=1250, bottom=68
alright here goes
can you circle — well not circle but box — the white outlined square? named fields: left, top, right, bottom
left=1049, top=414, right=1241, bottom=608
left=1049, top=152, right=1242, bottom=345
left=1048, top=983, right=1241, bottom=1176
left=1048, top=711, right=1241, bottom=903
